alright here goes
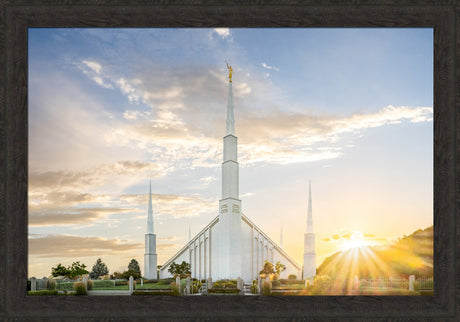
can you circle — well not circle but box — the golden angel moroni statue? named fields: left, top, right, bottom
left=225, top=61, right=233, bottom=82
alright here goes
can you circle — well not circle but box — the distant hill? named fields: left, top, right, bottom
left=317, top=226, right=433, bottom=278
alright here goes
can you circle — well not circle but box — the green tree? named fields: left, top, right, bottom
left=128, top=259, right=141, bottom=276
left=259, top=260, right=286, bottom=280
left=274, top=261, right=286, bottom=277
left=259, top=260, right=274, bottom=278
left=68, top=261, right=89, bottom=279
left=121, top=269, right=141, bottom=280
left=89, top=258, right=109, bottom=279
left=51, top=263, right=70, bottom=277
left=167, top=261, right=191, bottom=278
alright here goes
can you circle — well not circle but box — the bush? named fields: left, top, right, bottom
left=207, top=288, right=240, bottom=294
left=74, top=282, right=87, bottom=295
left=262, top=280, right=272, bottom=295
left=87, top=280, right=93, bottom=290
left=142, top=279, right=159, bottom=284
left=213, top=279, right=238, bottom=289
left=192, top=280, right=202, bottom=293
left=47, top=279, right=57, bottom=290
left=121, top=270, right=141, bottom=280
left=170, top=282, right=180, bottom=295
left=272, top=280, right=281, bottom=288
left=132, top=290, right=176, bottom=296
left=115, top=280, right=129, bottom=286
left=279, top=279, right=303, bottom=285
left=158, top=278, right=174, bottom=285
left=251, top=284, right=258, bottom=294
left=288, top=274, right=297, bottom=280
left=28, top=290, right=59, bottom=296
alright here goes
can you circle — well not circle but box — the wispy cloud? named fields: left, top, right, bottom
left=29, top=207, right=134, bottom=227
left=29, top=161, right=168, bottom=192
left=120, top=193, right=216, bottom=219
left=29, top=234, right=143, bottom=258
left=80, top=59, right=113, bottom=89
left=213, top=28, right=231, bottom=39
left=261, top=62, right=279, bottom=72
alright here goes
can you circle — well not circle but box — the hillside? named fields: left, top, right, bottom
left=317, top=226, right=433, bottom=278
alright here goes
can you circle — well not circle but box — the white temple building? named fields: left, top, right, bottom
left=156, top=64, right=305, bottom=282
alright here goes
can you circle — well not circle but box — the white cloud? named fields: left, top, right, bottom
left=116, top=77, right=140, bottom=102
left=213, top=28, right=231, bottom=39
left=261, top=62, right=279, bottom=72
left=328, top=105, right=433, bottom=134
left=92, top=76, right=113, bottom=89
left=82, top=60, right=102, bottom=74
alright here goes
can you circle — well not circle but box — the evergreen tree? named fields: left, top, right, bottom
left=89, top=258, right=109, bottom=279
left=128, top=259, right=141, bottom=276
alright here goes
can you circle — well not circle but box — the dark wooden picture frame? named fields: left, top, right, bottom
left=1, top=1, right=458, bottom=320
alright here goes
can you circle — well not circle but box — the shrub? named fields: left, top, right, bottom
left=47, top=279, right=57, bottom=290
left=288, top=274, right=297, bottom=280
left=170, top=282, right=180, bottom=295
left=262, top=280, right=272, bottom=295
left=207, top=288, right=240, bottom=294
left=74, top=282, right=87, bottom=295
left=251, top=284, right=258, bottom=294
left=213, top=279, right=237, bottom=289
left=279, top=278, right=303, bottom=285
left=28, top=290, right=59, bottom=295
left=158, top=278, right=174, bottom=285
left=132, top=290, right=176, bottom=296
left=87, top=280, right=93, bottom=290
left=192, top=280, right=202, bottom=293
left=115, top=280, right=129, bottom=286
left=272, top=280, right=281, bottom=288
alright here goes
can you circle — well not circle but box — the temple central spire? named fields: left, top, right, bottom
left=218, top=62, right=242, bottom=279
left=225, top=62, right=235, bottom=135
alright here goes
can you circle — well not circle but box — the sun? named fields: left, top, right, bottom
left=338, top=231, right=371, bottom=251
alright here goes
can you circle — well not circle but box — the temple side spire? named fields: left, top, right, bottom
left=145, top=180, right=158, bottom=279
left=147, top=180, right=154, bottom=234
left=280, top=225, right=283, bottom=248
left=307, top=180, right=313, bottom=233
left=303, top=180, right=316, bottom=281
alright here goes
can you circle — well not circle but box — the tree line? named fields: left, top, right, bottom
left=50, top=258, right=142, bottom=280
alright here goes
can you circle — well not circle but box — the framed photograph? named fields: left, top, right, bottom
left=1, top=2, right=458, bottom=320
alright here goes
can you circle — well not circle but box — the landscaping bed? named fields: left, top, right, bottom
left=207, top=288, right=241, bottom=294
left=132, top=290, right=176, bottom=296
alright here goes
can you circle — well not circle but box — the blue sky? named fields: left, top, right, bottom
left=28, top=28, right=432, bottom=278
